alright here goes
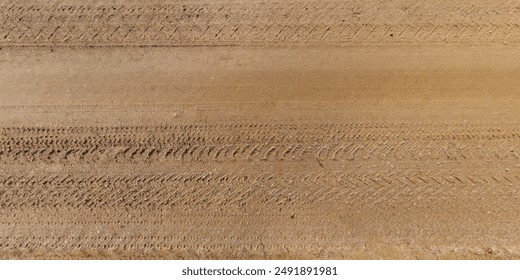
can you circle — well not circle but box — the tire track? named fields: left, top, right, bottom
left=2, top=0, right=520, bottom=260
left=2, top=124, right=520, bottom=163
left=1, top=171, right=519, bottom=215
left=1, top=1, right=520, bottom=46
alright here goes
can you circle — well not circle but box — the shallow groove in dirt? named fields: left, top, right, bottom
left=2, top=1, right=520, bottom=46
left=3, top=124, right=520, bottom=164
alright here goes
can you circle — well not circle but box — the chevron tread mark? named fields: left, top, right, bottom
left=1, top=1, right=520, bottom=46
left=2, top=124, right=520, bottom=163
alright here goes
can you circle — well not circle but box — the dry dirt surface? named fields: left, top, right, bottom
left=2, top=0, right=520, bottom=259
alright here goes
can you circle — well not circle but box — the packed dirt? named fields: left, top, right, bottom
left=2, top=0, right=520, bottom=259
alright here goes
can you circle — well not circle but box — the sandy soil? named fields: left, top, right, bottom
left=2, top=0, right=520, bottom=259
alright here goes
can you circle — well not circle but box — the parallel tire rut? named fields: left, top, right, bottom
left=1, top=121, right=520, bottom=258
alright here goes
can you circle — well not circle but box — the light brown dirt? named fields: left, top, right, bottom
left=2, top=0, right=520, bottom=259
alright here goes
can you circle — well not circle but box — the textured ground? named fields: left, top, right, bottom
left=2, top=0, right=520, bottom=259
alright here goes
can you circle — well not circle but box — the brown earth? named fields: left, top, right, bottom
left=2, top=0, right=520, bottom=259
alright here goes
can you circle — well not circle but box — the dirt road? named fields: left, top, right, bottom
left=2, top=0, right=520, bottom=259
